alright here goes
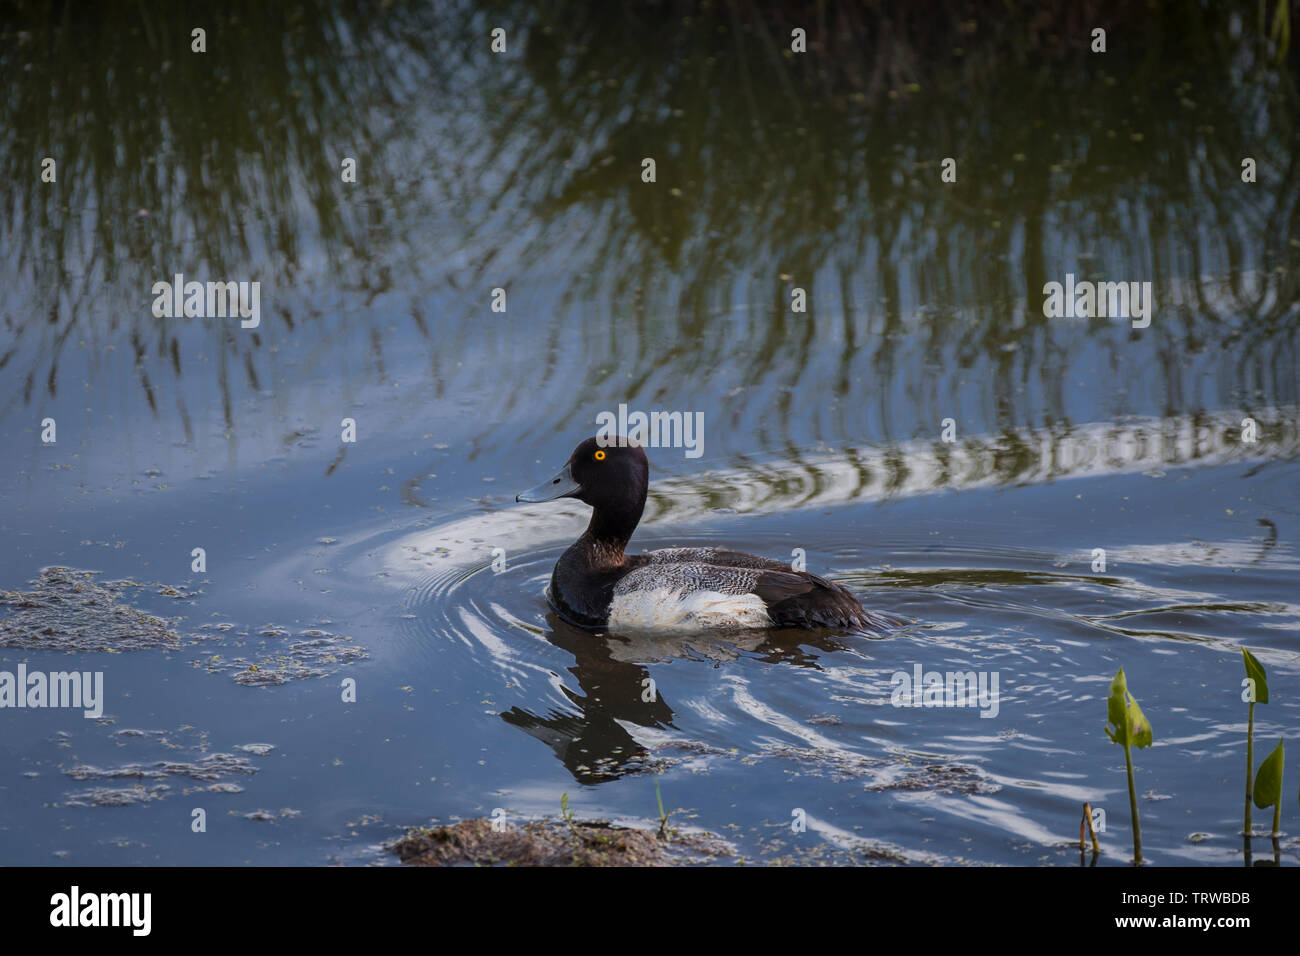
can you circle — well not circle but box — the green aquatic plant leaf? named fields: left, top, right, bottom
left=1105, top=668, right=1153, bottom=749
left=1253, top=739, right=1284, bottom=809
left=1126, top=695, right=1153, bottom=750
left=1104, top=669, right=1129, bottom=745
left=1242, top=648, right=1269, bottom=704
left=1104, top=667, right=1151, bottom=863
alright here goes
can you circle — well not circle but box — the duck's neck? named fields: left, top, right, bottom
left=581, top=495, right=645, bottom=564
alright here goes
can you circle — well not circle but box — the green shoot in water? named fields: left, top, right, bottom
left=560, top=792, right=578, bottom=837
left=654, top=775, right=671, bottom=841
left=1104, top=667, right=1153, bottom=864
left=1253, top=739, right=1284, bottom=838
left=1242, top=648, right=1270, bottom=835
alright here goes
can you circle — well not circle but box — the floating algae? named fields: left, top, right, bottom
left=196, top=628, right=368, bottom=686
left=390, top=817, right=732, bottom=867
left=63, top=785, right=172, bottom=808
left=0, top=567, right=185, bottom=651
left=605, top=737, right=998, bottom=796
left=759, top=744, right=999, bottom=794
left=242, top=808, right=300, bottom=822
left=65, top=752, right=258, bottom=782
left=39, top=725, right=269, bottom=809
left=59, top=745, right=259, bottom=808
left=866, top=763, right=998, bottom=795
left=0, top=568, right=367, bottom=687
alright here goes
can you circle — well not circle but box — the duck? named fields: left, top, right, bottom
left=515, top=436, right=878, bottom=633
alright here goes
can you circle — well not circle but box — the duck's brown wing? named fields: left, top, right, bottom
left=638, top=548, right=876, bottom=630
left=751, top=569, right=874, bottom=630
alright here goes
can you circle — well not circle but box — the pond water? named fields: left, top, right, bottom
left=1, top=1, right=1298, bottom=866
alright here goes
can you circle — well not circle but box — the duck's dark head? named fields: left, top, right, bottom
left=516, top=436, right=649, bottom=546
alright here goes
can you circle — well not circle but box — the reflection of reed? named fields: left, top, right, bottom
left=640, top=407, right=1300, bottom=523
left=1, top=1, right=1296, bottom=456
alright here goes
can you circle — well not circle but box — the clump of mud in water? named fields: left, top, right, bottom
left=390, top=817, right=732, bottom=867
left=0, top=567, right=187, bottom=650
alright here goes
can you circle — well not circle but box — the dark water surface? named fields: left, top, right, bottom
left=2, top=2, right=1299, bottom=865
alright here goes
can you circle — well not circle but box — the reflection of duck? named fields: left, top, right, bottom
left=501, top=611, right=855, bottom=785
left=501, top=613, right=676, bottom=784
left=517, top=436, right=879, bottom=633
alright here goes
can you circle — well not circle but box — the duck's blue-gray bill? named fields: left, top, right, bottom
left=516, top=463, right=580, bottom=502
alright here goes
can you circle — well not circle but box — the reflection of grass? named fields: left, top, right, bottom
left=2, top=0, right=450, bottom=286
left=1268, top=0, right=1292, bottom=63
left=0, top=0, right=489, bottom=424
left=479, top=1, right=1300, bottom=447
left=1, top=1, right=1297, bottom=451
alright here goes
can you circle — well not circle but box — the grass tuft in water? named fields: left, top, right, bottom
left=654, top=775, right=672, bottom=842
left=560, top=792, right=578, bottom=839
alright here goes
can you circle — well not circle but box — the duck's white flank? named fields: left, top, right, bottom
left=606, top=557, right=774, bottom=632
left=607, top=586, right=772, bottom=632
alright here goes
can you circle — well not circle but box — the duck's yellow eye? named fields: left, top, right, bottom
left=594, top=450, right=606, bottom=461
